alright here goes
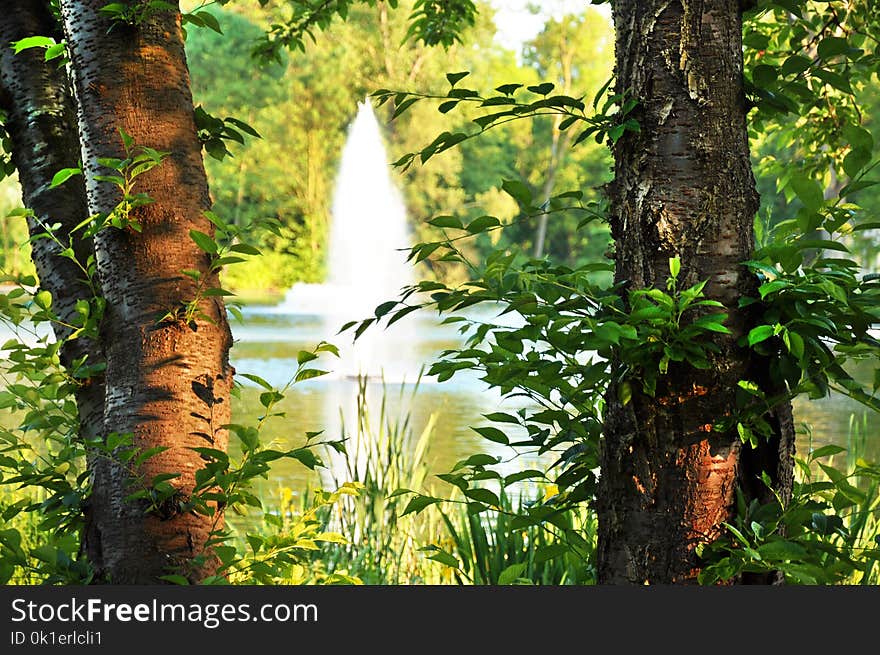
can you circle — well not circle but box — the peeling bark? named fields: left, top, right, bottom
left=59, top=0, right=233, bottom=583
left=597, top=0, right=795, bottom=584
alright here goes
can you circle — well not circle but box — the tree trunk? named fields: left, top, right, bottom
left=533, top=44, right=576, bottom=259
left=0, top=2, right=105, bottom=452
left=59, top=0, right=234, bottom=583
left=597, top=0, right=795, bottom=584
left=532, top=117, right=561, bottom=259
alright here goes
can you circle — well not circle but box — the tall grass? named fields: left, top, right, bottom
left=311, top=376, right=449, bottom=583
left=306, top=376, right=596, bottom=584
left=438, top=489, right=597, bottom=585
left=801, top=412, right=880, bottom=584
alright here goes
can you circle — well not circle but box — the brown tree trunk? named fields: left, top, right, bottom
left=0, top=2, right=105, bottom=456
left=596, top=0, right=795, bottom=584
left=59, top=0, right=234, bottom=583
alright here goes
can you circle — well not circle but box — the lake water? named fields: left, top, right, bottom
left=231, top=308, right=879, bottom=496
left=0, top=307, right=872, bottom=496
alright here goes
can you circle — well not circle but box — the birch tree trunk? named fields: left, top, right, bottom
left=59, top=0, right=234, bottom=583
left=0, top=1, right=105, bottom=464
left=597, top=0, right=795, bottom=584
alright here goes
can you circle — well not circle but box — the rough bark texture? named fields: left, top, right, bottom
left=0, top=3, right=105, bottom=446
left=59, top=0, right=234, bottom=583
left=597, top=0, right=795, bottom=584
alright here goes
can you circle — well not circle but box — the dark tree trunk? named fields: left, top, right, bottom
left=597, top=0, right=795, bottom=584
left=59, top=0, right=234, bottom=583
left=0, top=1, right=105, bottom=461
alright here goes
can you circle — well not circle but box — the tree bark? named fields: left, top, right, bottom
left=533, top=41, right=576, bottom=259
left=59, top=0, right=234, bottom=583
left=597, top=0, right=795, bottom=584
left=0, top=2, right=105, bottom=458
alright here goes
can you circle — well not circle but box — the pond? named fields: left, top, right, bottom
left=231, top=307, right=879, bottom=498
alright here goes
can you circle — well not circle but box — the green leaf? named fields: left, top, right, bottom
left=817, top=36, right=849, bottom=60
left=33, top=290, right=52, bottom=310
left=204, top=139, right=229, bottom=160
left=239, top=373, right=273, bottom=390
left=783, top=330, right=804, bottom=359
left=811, top=68, right=853, bottom=94
left=483, top=412, right=519, bottom=424
left=498, top=562, right=527, bottom=585
left=189, top=229, right=217, bottom=254
left=501, top=179, right=532, bottom=206
left=316, top=342, right=339, bottom=357
left=225, top=117, right=260, bottom=138
left=228, top=243, right=261, bottom=255
left=50, top=168, right=81, bottom=188
left=789, top=175, right=824, bottom=211
left=781, top=55, right=811, bottom=75
left=472, top=426, right=508, bottom=445
left=446, top=71, right=470, bottom=86
left=194, top=10, right=222, bottom=34
left=495, top=83, right=522, bottom=95
left=504, top=470, right=545, bottom=486
left=12, top=36, right=55, bottom=54
left=753, top=64, right=778, bottom=87
left=44, top=43, right=65, bottom=61
left=426, top=549, right=459, bottom=569
left=402, top=495, right=441, bottom=516
left=464, top=488, right=500, bottom=507
left=843, top=125, right=874, bottom=152
left=465, top=215, right=500, bottom=233
left=428, top=215, right=463, bottom=229
left=202, top=287, right=234, bottom=297
left=454, top=454, right=499, bottom=470
left=374, top=301, right=398, bottom=318
left=30, top=545, right=58, bottom=564
left=843, top=148, right=871, bottom=178
left=747, top=325, right=775, bottom=346
left=737, top=422, right=755, bottom=446
left=118, top=128, right=134, bottom=151
left=527, top=82, right=554, bottom=96
left=294, top=368, right=328, bottom=382
left=757, top=540, right=807, bottom=561
left=668, top=256, right=680, bottom=278
left=291, top=448, right=320, bottom=469
left=794, top=239, right=850, bottom=253
left=809, top=444, right=846, bottom=460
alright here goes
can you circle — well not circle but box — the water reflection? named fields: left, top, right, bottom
left=231, top=312, right=879, bottom=497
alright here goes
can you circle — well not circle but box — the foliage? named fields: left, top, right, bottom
left=306, top=376, right=446, bottom=584
left=207, top=484, right=362, bottom=585
left=369, top=259, right=739, bottom=539
left=305, top=377, right=596, bottom=585
left=699, top=445, right=880, bottom=585
left=1, top=0, right=879, bottom=588
left=339, top=0, right=880, bottom=585
left=428, top=488, right=596, bottom=585
left=247, top=0, right=477, bottom=62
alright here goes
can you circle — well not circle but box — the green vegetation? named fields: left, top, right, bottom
left=0, top=0, right=879, bottom=586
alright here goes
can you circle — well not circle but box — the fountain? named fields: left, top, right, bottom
left=272, top=100, right=419, bottom=380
